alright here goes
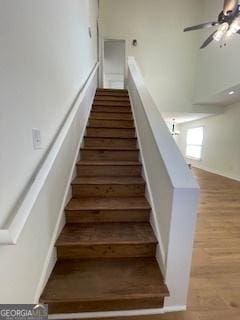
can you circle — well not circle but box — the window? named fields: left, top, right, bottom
left=186, top=127, right=203, bottom=160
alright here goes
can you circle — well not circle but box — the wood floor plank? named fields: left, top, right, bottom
left=76, top=312, right=200, bottom=320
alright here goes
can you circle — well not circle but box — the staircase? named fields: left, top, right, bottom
left=40, top=88, right=169, bottom=315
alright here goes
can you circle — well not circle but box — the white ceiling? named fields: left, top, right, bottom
left=163, top=85, right=240, bottom=126
left=194, top=84, right=240, bottom=107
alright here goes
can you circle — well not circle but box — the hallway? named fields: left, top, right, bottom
left=84, top=168, right=240, bottom=320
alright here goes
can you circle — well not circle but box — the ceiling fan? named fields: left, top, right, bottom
left=184, top=0, right=240, bottom=49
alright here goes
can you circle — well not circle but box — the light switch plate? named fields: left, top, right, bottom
left=32, top=128, right=42, bottom=150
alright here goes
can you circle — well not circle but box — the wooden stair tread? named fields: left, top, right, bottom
left=93, top=102, right=131, bottom=107
left=92, top=106, right=131, bottom=113
left=84, top=136, right=136, bottom=139
left=77, top=160, right=141, bottom=166
left=89, top=116, right=133, bottom=121
left=90, top=118, right=133, bottom=121
left=40, top=257, right=169, bottom=302
left=66, top=197, right=150, bottom=211
left=94, top=97, right=130, bottom=101
left=88, top=120, right=134, bottom=128
left=87, top=126, right=135, bottom=130
left=97, top=88, right=128, bottom=93
left=91, top=110, right=132, bottom=114
left=81, top=146, right=139, bottom=151
left=57, top=223, right=157, bottom=246
left=97, top=88, right=128, bottom=91
left=87, top=125, right=135, bottom=131
left=90, top=114, right=133, bottom=120
left=72, top=176, right=145, bottom=185
left=95, top=93, right=129, bottom=96
left=95, top=95, right=129, bottom=99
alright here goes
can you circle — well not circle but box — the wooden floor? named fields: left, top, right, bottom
left=81, top=168, right=240, bottom=320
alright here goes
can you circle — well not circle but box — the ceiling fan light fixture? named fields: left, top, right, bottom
left=214, top=30, right=226, bottom=41
left=213, top=22, right=229, bottom=41
left=219, top=22, right=230, bottom=31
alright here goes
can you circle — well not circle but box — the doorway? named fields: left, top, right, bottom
left=103, top=39, right=126, bottom=89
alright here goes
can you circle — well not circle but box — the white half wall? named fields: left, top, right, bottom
left=128, top=57, right=199, bottom=308
left=177, top=102, right=240, bottom=181
left=0, top=0, right=98, bottom=227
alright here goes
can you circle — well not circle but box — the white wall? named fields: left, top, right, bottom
left=99, top=0, right=202, bottom=113
left=178, top=103, right=240, bottom=181
left=195, top=0, right=240, bottom=102
left=0, top=0, right=98, bottom=227
left=0, top=0, right=98, bottom=302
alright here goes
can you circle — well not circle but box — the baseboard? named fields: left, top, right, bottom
left=192, top=163, right=240, bottom=182
left=49, top=306, right=186, bottom=319
left=164, top=305, right=186, bottom=312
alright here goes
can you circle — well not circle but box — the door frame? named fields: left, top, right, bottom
left=100, top=38, right=128, bottom=89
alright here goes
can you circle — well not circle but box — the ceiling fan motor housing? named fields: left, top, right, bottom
left=223, top=0, right=239, bottom=15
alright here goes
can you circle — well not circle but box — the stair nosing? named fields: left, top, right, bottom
left=56, top=240, right=158, bottom=246
left=92, top=109, right=131, bottom=113
left=41, top=292, right=169, bottom=303
left=76, top=162, right=141, bottom=166
left=89, top=119, right=133, bottom=122
left=87, top=126, right=135, bottom=130
left=93, top=105, right=131, bottom=108
left=81, top=147, right=139, bottom=151
left=90, top=118, right=133, bottom=120
left=93, top=96, right=131, bottom=104
left=91, top=111, right=132, bottom=114
left=84, top=136, right=137, bottom=140
left=66, top=197, right=151, bottom=211
left=66, top=207, right=150, bottom=212
left=72, top=181, right=145, bottom=186
left=89, top=124, right=135, bottom=130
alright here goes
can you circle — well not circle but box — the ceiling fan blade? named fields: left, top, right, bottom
left=200, top=31, right=217, bottom=49
left=184, top=22, right=218, bottom=32
left=237, top=30, right=240, bottom=34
